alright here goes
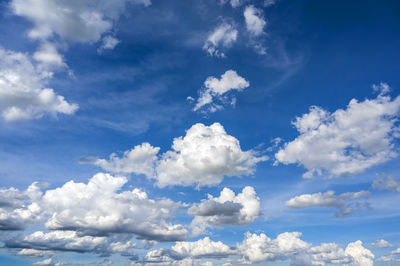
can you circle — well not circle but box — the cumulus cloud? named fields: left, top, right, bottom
left=80, top=143, right=160, bottom=177
left=0, top=47, right=78, bottom=121
left=275, top=84, right=400, bottom=178
left=10, top=0, right=150, bottom=43
left=192, top=70, right=250, bottom=113
left=372, top=175, right=400, bottom=192
left=244, top=5, right=266, bottom=37
left=285, top=190, right=370, bottom=217
left=33, top=258, right=53, bottom=266
left=189, top=186, right=261, bottom=236
left=6, top=230, right=137, bottom=257
left=203, top=23, right=237, bottom=58
left=41, top=173, right=187, bottom=241
left=0, top=182, right=46, bottom=230
left=83, top=123, right=266, bottom=188
left=171, top=237, right=236, bottom=259
left=155, top=123, right=267, bottom=187
left=345, top=240, right=375, bottom=266
left=371, top=239, right=394, bottom=249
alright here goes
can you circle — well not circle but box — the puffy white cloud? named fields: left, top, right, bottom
left=33, top=42, right=67, bottom=74
left=0, top=182, right=46, bottom=230
left=307, top=243, right=351, bottom=265
left=33, top=258, right=53, bottom=266
left=372, top=175, right=400, bottom=192
left=203, top=23, right=237, bottom=58
left=6, top=230, right=136, bottom=256
left=189, top=186, right=261, bottom=236
left=10, top=0, right=150, bottom=43
left=285, top=190, right=370, bottom=217
left=244, top=5, right=266, bottom=37
left=237, top=231, right=311, bottom=264
left=371, top=239, right=394, bottom=249
left=0, top=47, right=78, bottom=121
left=345, top=240, right=374, bottom=266
left=275, top=84, right=400, bottom=178
left=82, top=123, right=266, bottom=188
left=155, top=123, right=267, bottom=187
left=193, top=70, right=250, bottom=112
left=17, top=248, right=54, bottom=258
left=98, top=36, right=120, bottom=52
left=80, top=143, right=160, bottom=177
left=171, top=237, right=236, bottom=259
left=41, top=173, right=187, bottom=241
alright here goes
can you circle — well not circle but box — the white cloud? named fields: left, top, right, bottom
left=17, top=248, right=54, bottom=258
left=33, top=258, right=53, bottom=266
left=193, top=70, right=250, bottom=112
left=345, top=240, right=375, bottom=266
left=6, top=230, right=136, bottom=256
left=371, top=239, right=394, bottom=249
left=80, top=143, right=160, bottom=177
left=372, top=175, right=400, bottom=192
left=237, top=231, right=311, bottom=264
left=203, top=23, right=237, bottom=58
left=98, top=35, right=120, bottom=52
left=155, top=123, right=267, bottom=187
left=0, top=182, right=46, bottom=230
left=33, top=42, right=67, bottom=74
left=82, top=123, right=266, bottom=188
left=285, top=190, right=370, bottom=217
left=171, top=237, right=236, bottom=259
left=189, top=186, right=261, bottom=236
left=275, top=85, right=400, bottom=178
left=10, top=0, right=150, bottom=43
left=42, top=173, right=187, bottom=241
left=244, top=5, right=266, bottom=37
left=0, top=47, right=78, bottom=121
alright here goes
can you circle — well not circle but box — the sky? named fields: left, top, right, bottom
left=0, top=0, right=400, bottom=265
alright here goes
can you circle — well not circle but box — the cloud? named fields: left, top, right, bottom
left=0, top=182, right=46, bottom=230
left=275, top=84, right=400, bottom=178
left=17, top=249, right=54, bottom=258
left=345, top=240, right=375, bottom=266
left=189, top=186, right=261, bottom=236
left=33, top=42, right=67, bottom=74
left=10, top=0, right=150, bottom=43
left=6, top=230, right=137, bottom=257
left=371, top=239, right=394, bottom=249
left=171, top=237, right=236, bottom=259
left=203, top=23, right=237, bottom=58
left=98, top=36, right=120, bottom=52
left=285, top=190, right=370, bottom=217
left=192, top=70, right=250, bottom=113
left=86, top=123, right=267, bottom=188
left=41, top=173, right=187, bottom=241
left=237, top=231, right=310, bottom=264
left=0, top=47, right=78, bottom=121
left=372, top=175, right=400, bottom=192
left=33, top=258, right=53, bottom=266
left=244, top=5, right=266, bottom=37
left=80, top=143, right=160, bottom=177
left=155, top=123, right=267, bottom=187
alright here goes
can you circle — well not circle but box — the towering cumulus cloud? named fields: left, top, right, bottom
left=275, top=83, right=400, bottom=178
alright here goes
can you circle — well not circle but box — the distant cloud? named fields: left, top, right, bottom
left=192, top=70, right=250, bottom=113
left=0, top=47, right=78, bottom=121
left=189, top=186, right=261, bottom=236
left=275, top=84, right=400, bottom=178
left=98, top=36, right=120, bottom=52
left=286, top=190, right=370, bottom=217
left=203, top=23, right=237, bottom=58
left=244, top=5, right=266, bottom=37
left=372, top=175, right=400, bottom=192
left=371, top=239, right=394, bottom=249
left=171, top=237, right=236, bottom=259
left=84, top=123, right=267, bottom=188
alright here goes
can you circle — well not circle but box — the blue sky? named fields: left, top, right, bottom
left=0, top=0, right=400, bottom=265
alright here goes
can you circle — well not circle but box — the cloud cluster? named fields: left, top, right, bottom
left=141, top=232, right=374, bottom=266
left=275, top=84, right=400, bottom=178
left=189, top=186, right=261, bottom=235
left=286, top=190, right=370, bottom=217
left=192, top=70, right=250, bottom=113
left=0, top=47, right=78, bottom=121
left=203, top=23, right=238, bottom=58
left=84, top=123, right=267, bottom=188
